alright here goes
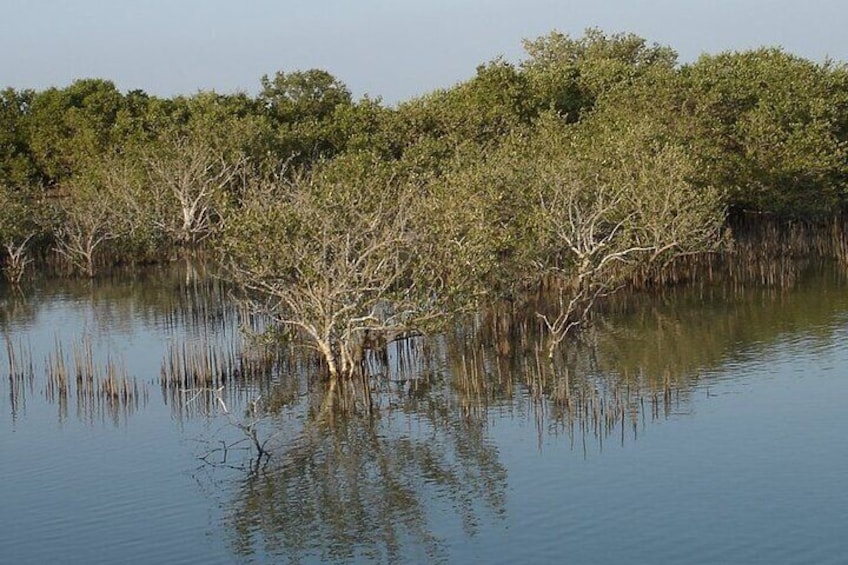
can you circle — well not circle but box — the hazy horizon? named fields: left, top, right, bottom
left=2, top=0, right=845, bottom=104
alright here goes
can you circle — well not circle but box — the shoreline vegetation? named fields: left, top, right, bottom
left=2, top=28, right=847, bottom=382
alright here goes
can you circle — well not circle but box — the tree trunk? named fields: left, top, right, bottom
left=316, top=339, right=340, bottom=381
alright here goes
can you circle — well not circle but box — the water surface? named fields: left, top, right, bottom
left=2, top=265, right=847, bottom=564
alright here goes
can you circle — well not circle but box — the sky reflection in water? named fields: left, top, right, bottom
left=1, top=265, right=847, bottom=564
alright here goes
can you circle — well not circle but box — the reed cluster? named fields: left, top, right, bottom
left=43, top=335, right=143, bottom=405
left=158, top=337, right=282, bottom=390
left=5, top=336, right=34, bottom=419
left=2, top=333, right=149, bottom=425
left=5, top=335, right=34, bottom=380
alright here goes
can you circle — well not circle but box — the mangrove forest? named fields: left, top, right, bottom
left=2, top=28, right=848, bottom=383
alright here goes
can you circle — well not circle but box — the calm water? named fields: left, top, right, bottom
left=2, top=265, right=847, bottom=564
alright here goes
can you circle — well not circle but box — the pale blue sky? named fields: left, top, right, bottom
left=1, top=0, right=845, bottom=104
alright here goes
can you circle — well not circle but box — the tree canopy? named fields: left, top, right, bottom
left=1, top=28, right=846, bottom=371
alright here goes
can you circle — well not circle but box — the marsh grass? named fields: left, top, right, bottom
left=5, top=335, right=35, bottom=421
left=3, top=333, right=149, bottom=424
left=5, top=334, right=33, bottom=378
left=161, top=339, right=238, bottom=390
left=634, top=214, right=847, bottom=291
left=159, top=334, right=318, bottom=421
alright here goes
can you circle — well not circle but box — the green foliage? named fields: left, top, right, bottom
left=259, top=69, right=352, bottom=123
left=417, top=134, right=539, bottom=302
left=26, top=79, right=125, bottom=185
left=0, top=27, right=846, bottom=356
left=385, top=58, right=538, bottom=180
left=0, top=184, right=36, bottom=281
left=428, top=58, right=537, bottom=145
left=521, top=28, right=678, bottom=119
left=328, top=96, right=399, bottom=159
left=0, top=182, right=42, bottom=247
left=684, top=49, right=848, bottom=216
left=0, top=88, right=38, bottom=187
left=258, top=69, right=354, bottom=165
left=553, top=108, right=725, bottom=262
left=179, top=91, right=269, bottom=163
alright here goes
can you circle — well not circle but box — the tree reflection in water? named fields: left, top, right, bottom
left=223, top=375, right=507, bottom=564
left=213, top=307, right=704, bottom=563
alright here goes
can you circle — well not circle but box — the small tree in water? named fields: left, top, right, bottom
left=142, top=131, right=243, bottom=249
left=0, top=184, right=41, bottom=284
left=527, top=113, right=726, bottom=358
left=222, top=155, right=444, bottom=386
left=51, top=163, right=129, bottom=277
